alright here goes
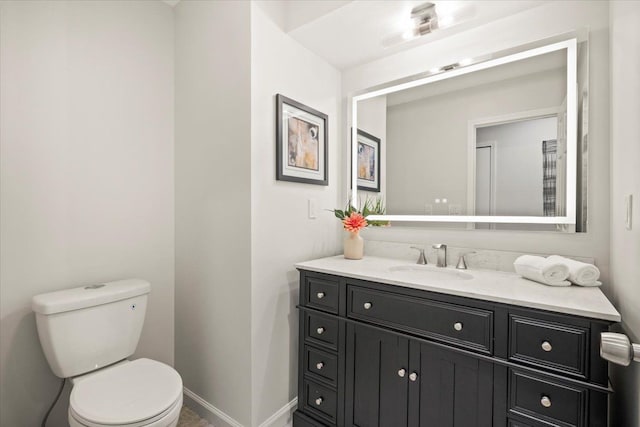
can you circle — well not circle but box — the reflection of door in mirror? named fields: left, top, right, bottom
left=475, top=142, right=495, bottom=230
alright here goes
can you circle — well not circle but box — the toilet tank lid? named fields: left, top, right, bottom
left=32, top=279, right=150, bottom=315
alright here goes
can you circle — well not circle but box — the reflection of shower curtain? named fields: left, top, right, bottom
left=542, top=139, right=558, bottom=216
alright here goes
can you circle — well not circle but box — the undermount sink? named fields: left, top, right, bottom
left=388, top=265, right=474, bottom=281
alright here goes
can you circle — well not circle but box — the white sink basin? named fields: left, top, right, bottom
left=388, top=265, right=474, bottom=281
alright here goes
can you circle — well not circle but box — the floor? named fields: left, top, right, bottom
left=178, top=406, right=214, bottom=427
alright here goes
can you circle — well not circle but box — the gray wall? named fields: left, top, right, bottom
left=609, top=1, right=640, bottom=425
left=174, top=1, right=253, bottom=425
left=0, top=1, right=175, bottom=425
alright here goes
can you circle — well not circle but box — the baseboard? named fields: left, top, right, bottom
left=183, top=387, right=244, bottom=427
left=258, top=397, right=298, bottom=427
left=183, top=387, right=298, bottom=427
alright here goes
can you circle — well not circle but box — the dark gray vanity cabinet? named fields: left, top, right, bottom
left=293, top=269, right=613, bottom=427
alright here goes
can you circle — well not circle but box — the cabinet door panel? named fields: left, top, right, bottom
left=414, top=343, right=493, bottom=427
left=345, top=323, right=409, bottom=427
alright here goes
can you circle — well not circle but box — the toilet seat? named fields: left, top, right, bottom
left=69, top=358, right=182, bottom=427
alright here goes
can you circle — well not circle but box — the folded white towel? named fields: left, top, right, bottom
left=514, top=255, right=571, bottom=286
left=547, top=255, right=601, bottom=286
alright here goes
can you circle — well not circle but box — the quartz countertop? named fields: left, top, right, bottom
left=295, top=256, right=621, bottom=322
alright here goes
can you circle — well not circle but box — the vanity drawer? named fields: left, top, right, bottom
left=303, top=379, right=337, bottom=424
left=509, top=314, right=588, bottom=378
left=508, top=369, right=587, bottom=427
left=348, top=286, right=493, bottom=353
left=305, top=275, right=340, bottom=314
left=304, top=345, right=338, bottom=386
left=305, top=312, right=339, bottom=351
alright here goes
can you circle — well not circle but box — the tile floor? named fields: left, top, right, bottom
left=178, top=405, right=214, bottom=427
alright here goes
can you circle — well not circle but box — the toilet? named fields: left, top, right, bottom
left=32, top=279, right=183, bottom=427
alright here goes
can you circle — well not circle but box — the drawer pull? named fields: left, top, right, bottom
left=316, top=327, right=325, bottom=335
left=540, top=396, right=552, bottom=408
left=316, top=362, right=324, bottom=370
left=541, top=341, right=553, bottom=352
left=453, top=322, right=463, bottom=331
left=315, top=397, right=323, bottom=406
left=316, top=292, right=325, bottom=299
left=398, top=368, right=406, bottom=378
left=364, top=302, right=372, bottom=310
left=409, top=372, right=419, bottom=382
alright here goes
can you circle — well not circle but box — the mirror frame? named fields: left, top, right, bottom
left=351, top=38, right=577, bottom=225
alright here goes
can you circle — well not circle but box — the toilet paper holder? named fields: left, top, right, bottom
left=600, top=332, right=640, bottom=366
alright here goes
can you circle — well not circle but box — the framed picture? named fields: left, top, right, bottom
left=276, top=94, right=328, bottom=185
left=353, top=129, right=381, bottom=192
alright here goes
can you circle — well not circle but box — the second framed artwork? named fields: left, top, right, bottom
left=276, top=94, right=328, bottom=186
left=353, top=129, right=381, bottom=192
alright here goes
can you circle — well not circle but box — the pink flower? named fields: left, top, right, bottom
left=342, top=212, right=368, bottom=233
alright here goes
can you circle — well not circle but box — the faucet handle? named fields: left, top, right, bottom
left=456, top=251, right=476, bottom=270
left=432, top=243, right=447, bottom=249
left=410, top=246, right=427, bottom=265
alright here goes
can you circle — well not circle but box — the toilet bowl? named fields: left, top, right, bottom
left=68, top=359, right=182, bottom=427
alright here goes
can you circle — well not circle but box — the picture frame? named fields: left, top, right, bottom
left=353, top=128, right=381, bottom=192
left=276, top=94, right=328, bottom=186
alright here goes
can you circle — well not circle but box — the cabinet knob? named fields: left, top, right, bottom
left=409, top=372, right=418, bottom=382
left=364, top=302, right=372, bottom=310
left=316, top=292, right=325, bottom=299
left=541, top=341, right=552, bottom=352
left=315, top=397, right=323, bottom=406
left=398, top=368, right=406, bottom=378
left=540, top=396, right=552, bottom=408
left=316, top=362, right=324, bottom=370
left=453, top=322, right=463, bottom=331
left=316, top=327, right=325, bottom=335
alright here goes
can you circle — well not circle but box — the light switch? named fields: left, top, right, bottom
left=625, top=194, right=633, bottom=230
left=308, top=198, right=317, bottom=219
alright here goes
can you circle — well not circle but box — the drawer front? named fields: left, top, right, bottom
left=304, top=379, right=337, bottom=424
left=348, top=286, right=493, bottom=353
left=509, top=370, right=587, bottom=427
left=305, top=345, right=338, bottom=386
left=508, top=420, right=536, bottom=427
left=509, top=314, right=588, bottom=378
left=305, top=312, right=339, bottom=351
left=306, top=275, right=340, bottom=314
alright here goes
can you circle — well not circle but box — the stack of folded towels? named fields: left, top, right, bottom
left=513, top=255, right=601, bottom=287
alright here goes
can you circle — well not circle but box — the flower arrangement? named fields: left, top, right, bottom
left=332, top=197, right=389, bottom=233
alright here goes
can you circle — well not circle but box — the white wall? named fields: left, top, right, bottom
left=345, top=1, right=612, bottom=287
left=250, top=4, right=342, bottom=425
left=0, top=1, right=175, bottom=425
left=609, top=2, right=640, bottom=425
left=174, top=1, right=252, bottom=426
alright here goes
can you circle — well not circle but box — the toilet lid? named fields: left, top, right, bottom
left=70, top=358, right=182, bottom=425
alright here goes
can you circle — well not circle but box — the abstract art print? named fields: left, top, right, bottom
left=354, top=129, right=380, bottom=192
left=276, top=94, right=328, bottom=185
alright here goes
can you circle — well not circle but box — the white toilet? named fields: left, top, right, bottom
left=32, top=279, right=183, bottom=427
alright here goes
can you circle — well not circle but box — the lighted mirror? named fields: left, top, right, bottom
left=352, top=37, right=589, bottom=231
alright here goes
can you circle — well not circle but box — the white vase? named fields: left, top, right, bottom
left=344, top=231, right=364, bottom=260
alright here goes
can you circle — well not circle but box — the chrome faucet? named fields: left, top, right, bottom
left=432, top=244, right=447, bottom=267
left=410, top=246, right=427, bottom=265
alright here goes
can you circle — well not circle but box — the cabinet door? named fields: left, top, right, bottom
left=345, top=323, right=409, bottom=427
left=411, top=343, right=494, bottom=427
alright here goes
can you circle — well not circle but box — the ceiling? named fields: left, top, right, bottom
left=286, top=0, right=549, bottom=70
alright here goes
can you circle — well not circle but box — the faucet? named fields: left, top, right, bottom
left=410, top=246, right=427, bottom=265
left=432, top=244, right=447, bottom=267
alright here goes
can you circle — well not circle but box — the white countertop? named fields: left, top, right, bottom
left=295, top=256, right=621, bottom=322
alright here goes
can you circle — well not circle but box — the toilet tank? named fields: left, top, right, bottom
left=32, top=279, right=150, bottom=378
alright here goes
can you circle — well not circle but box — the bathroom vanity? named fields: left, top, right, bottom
left=292, top=256, right=620, bottom=427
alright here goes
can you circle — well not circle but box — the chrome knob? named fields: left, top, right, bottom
left=315, top=397, right=323, bottom=406
left=398, top=368, right=406, bottom=378
left=409, top=372, right=418, bottom=382
left=316, top=362, right=324, bottom=370
left=541, top=341, right=552, bottom=352
left=453, top=322, right=463, bottom=331
left=364, top=302, right=372, bottom=310
left=317, top=292, right=325, bottom=299
left=316, top=327, right=325, bottom=335
left=540, top=396, right=552, bottom=408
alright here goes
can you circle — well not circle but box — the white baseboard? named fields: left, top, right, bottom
left=183, top=387, right=298, bottom=427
